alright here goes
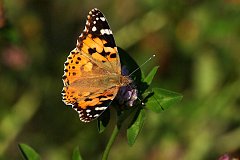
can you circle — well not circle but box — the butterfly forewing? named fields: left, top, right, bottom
left=77, top=8, right=121, bottom=74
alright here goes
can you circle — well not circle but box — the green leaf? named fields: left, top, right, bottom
left=144, top=66, right=159, bottom=85
left=97, top=108, right=110, bottom=133
left=145, top=88, right=183, bottom=113
left=18, top=143, right=41, bottom=160
left=118, top=47, right=142, bottom=85
left=72, top=146, right=83, bottom=160
left=127, top=109, right=146, bottom=146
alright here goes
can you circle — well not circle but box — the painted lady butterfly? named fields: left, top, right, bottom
left=62, top=8, right=133, bottom=122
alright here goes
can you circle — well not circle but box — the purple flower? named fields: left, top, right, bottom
left=116, top=66, right=138, bottom=107
left=218, top=154, right=230, bottom=160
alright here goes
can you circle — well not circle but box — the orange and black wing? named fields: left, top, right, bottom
left=76, top=8, right=121, bottom=74
left=62, top=8, right=121, bottom=122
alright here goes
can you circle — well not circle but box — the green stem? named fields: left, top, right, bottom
left=101, top=108, right=133, bottom=160
left=102, top=124, right=121, bottom=160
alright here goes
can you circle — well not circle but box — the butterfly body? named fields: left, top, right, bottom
left=62, top=8, right=132, bottom=122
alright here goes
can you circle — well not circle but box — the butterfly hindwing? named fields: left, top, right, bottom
left=72, top=87, right=119, bottom=122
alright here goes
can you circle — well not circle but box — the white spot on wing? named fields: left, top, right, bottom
left=77, top=40, right=80, bottom=46
left=83, top=26, right=88, bottom=32
left=100, top=29, right=112, bottom=35
left=92, top=26, right=97, bottom=32
left=94, top=114, right=99, bottom=117
left=100, top=17, right=105, bottom=21
left=86, top=20, right=90, bottom=26
left=80, top=117, right=89, bottom=123
left=95, top=106, right=107, bottom=111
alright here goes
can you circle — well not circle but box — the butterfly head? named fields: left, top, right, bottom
left=120, top=75, right=132, bottom=86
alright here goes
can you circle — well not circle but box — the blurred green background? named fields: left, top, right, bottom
left=1, top=0, right=240, bottom=159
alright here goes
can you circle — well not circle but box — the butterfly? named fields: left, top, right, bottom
left=62, top=8, right=132, bottom=122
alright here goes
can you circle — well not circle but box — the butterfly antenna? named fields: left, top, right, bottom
left=128, top=54, right=156, bottom=77
left=128, top=54, right=156, bottom=105
left=137, top=96, right=145, bottom=105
